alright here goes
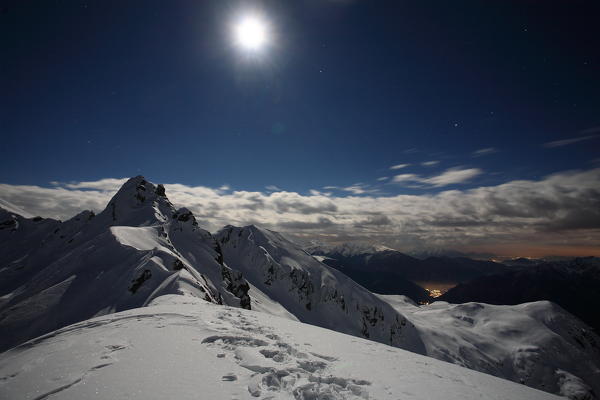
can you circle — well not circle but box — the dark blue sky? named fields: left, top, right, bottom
left=2, top=1, right=599, bottom=194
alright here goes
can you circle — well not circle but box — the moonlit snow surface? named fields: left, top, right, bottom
left=1, top=176, right=599, bottom=399
left=0, top=295, right=562, bottom=400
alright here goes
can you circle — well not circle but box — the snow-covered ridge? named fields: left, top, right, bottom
left=216, top=225, right=425, bottom=352
left=1, top=176, right=599, bottom=399
left=0, top=297, right=563, bottom=400
left=0, top=176, right=257, bottom=351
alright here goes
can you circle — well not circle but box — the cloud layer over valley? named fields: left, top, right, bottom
left=2, top=168, right=599, bottom=257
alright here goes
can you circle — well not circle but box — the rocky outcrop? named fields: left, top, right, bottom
left=215, top=225, right=425, bottom=352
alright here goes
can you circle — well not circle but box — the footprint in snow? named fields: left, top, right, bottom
left=221, top=374, right=237, bottom=381
left=201, top=327, right=370, bottom=399
left=259, top=349, right=286, bottom=362
left=201, top=335, right=269, bottom=348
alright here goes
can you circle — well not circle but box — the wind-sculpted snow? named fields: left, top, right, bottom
left=0, top=296, right=562, bottom=400
left=216, top=225, right=426, bottom=353
left=379, top=295, right=600, bottom=400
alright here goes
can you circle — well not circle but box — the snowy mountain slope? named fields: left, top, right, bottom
left=0, top=295, right=563, bottom=400
left=216, top=226, right=600, bottom=399
left=2, top=176, right=599, bottom=399
left=0, top=176, right=290, bottom=351
left=215, top=225, right=426, bottom=352
left=308, top=244, right=432, bottom=303
left=380, top=295, right=600, bottom=400
left=440, top=257, right=600, bottom=332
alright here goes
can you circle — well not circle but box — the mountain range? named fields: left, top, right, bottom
left=1, top=176, right=599, bottom=399
left=308, top=244, right=509, bottom=301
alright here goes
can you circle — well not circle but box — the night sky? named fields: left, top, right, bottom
left=1, top=1, right=599, bottom=256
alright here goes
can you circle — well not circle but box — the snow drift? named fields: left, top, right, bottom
left=0, top=296, right=564, bottom=400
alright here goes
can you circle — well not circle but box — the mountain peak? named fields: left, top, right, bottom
left=220, top=224, right=274, bottom=239
left=96, top=176, right=175, bottom=226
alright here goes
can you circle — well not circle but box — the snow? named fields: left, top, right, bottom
left=311, top=255, right=334, bottom=263
left=216, top=225, right=600, bottom=398
left=0, top=177, right=297, bottom=353
left=216, top=225, right=425, bottom=352
left=2, top=176, right=599, bottom=400
left=110, top=226, right=172, bottom=253
left=378, top=295, right=600, bottom=399
left=0, top=177, right=250, bottom=351
left=307, top=242, right=396, bottom=257
left=0, top=296, right=563, bottom=400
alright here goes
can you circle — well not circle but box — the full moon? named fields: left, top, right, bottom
left=234, top=16, right=268, bottom=51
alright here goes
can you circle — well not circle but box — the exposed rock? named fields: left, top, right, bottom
left=222, top=265, right=251, bottom=310
left=155, top=184, right=166, bottom=197
left=129, top=269, right=152, bottom=294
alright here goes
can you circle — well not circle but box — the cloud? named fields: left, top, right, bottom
left=422, top=167, right=482, bottom=187
left=340, top=184, right=378, bottom=195
left=543, top=134, right=600, bottom=148
left=322, top=184, right=378, bottom=195
left=390, top=164, right=410, bottom=170
left=265, top=185, right=281, bottom=191
left=271, top=192, right=338, bottom=214
left=278, top=217, right=334, bottom=230
left=1, top=168, right=599, bottom=257
left=472, top=147, right=497, bottom=157
left=376, top=177, right=388, bottom=181
left=391, top=167, right=482, bottom=187
left=63, top=178, right=128, bottom=191
left=421, top=160, right=439, bottom=167
left=0, top=184, right=114, bottom=220
left=392, top=174, right=419, bottom=183
left=353, top=215, right=392, bottom=227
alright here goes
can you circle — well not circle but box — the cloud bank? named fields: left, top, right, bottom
left=2, top=168, right=600, bottom=257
